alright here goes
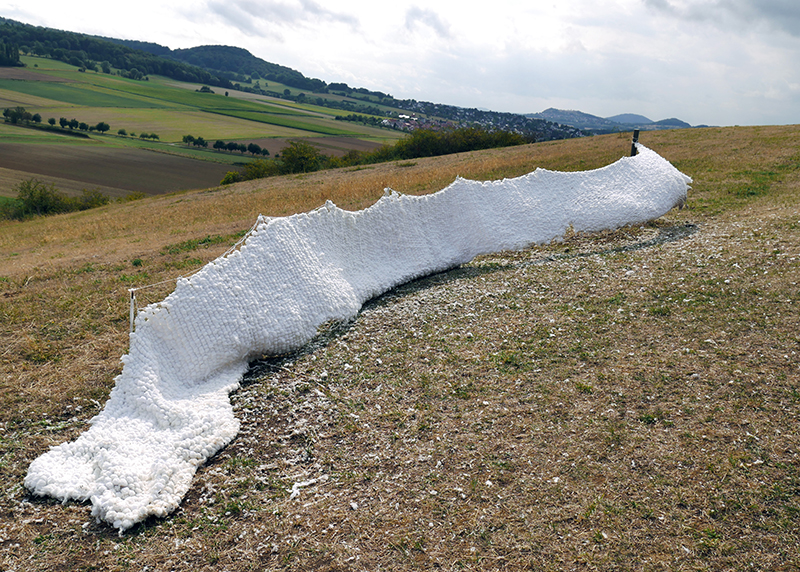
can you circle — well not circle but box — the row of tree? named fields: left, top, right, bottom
left=220, top=140, right=315, bottom=184
left=54, top=117, right=110, bottom=132
left=2, top=106, right=41, bottom=124
left=182, top=135, right=270, bottom=157
left=2, top=107, right=162, bottom=140
left=2, top=106, right=110, bottom=133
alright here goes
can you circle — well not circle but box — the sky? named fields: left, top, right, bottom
left=2, top=0, right=799, bottom=126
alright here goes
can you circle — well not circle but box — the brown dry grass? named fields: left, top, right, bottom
left=1, top=126, right=799, bottom=571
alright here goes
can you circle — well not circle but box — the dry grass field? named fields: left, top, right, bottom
left=0, top=126, right=799, bottom=571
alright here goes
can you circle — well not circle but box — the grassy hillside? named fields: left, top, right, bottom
left=1, top=125, right=799, bottom=570
left=0, top=55, right=402, bottom=198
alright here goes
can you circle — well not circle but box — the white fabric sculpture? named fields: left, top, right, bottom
left=25, top=144, right=691, bottom=531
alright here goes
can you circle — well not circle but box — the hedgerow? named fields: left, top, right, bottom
left=0, top=179, right=110, bottom=220
left=222, top=126, right=532, bottom=184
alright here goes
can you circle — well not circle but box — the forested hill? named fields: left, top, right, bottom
left=110, top=41, right=325, bottom=92
left=0, top=18, right=235, bottom=87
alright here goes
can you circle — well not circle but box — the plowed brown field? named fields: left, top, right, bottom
left=0, top=143, right=234, bottom=197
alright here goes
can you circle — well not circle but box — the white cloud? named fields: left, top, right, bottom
left=3, top=0, right=800, bottom=125
left=201, top=0, right=360, bottom=39
left=404, top=6, right=451, bottom=38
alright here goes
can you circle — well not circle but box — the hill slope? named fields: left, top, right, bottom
left=0, top=54, right=400, bottom=198
left=607, top=112, right=653, bottom=124
left=1, top=126, right=799, bottom=570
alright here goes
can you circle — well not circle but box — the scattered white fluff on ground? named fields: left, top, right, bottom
left=25, top=144, right=691, bottom=531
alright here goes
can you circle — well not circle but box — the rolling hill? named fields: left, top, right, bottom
left=529, top=108, right=700, bottom=133
left=1, top=18, right=581, bottom=142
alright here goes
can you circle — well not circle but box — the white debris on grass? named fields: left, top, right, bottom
left=288, top=477, right=323, bottom=500
left=24, top=145, right=691, bottom=531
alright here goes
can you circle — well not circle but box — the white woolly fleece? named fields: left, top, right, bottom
left=25, top=144, right=691, bottom=531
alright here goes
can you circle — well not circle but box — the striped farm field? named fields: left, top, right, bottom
left=216, top=109, right=360, bottom=135
left=18, top=108, right=315, bottom=142
left=0, top=78, right=165, bottom=108
left=0, top=85, right=73, bottom=110
left=0, top=56, right=406, bottom=199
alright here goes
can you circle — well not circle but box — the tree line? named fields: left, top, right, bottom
left=0, top=38, right=21, bottom=66
left=0, top=20, right=234, bottom=89
left=182, top=135, right=269, bottom=157
left=3, top=106, right=108, bottom=132
left=221, top=126, right=532, bottom=184
left=3, top=106, right=160, bottom=139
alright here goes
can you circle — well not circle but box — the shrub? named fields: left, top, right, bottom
left=0, top=179, right=110, bottom=220
left=117, top=192, right=147, bottom=203
left=14, top=178, right=70, bottom=217
left=0, top=196, right=21, bottom=220
left=220, top=171, right=244, bottom=185
left=243, top=159, right=280, bottom=180
left=75, top=188, right=110, bottom=210
left=279, top=140, right=324, bottom=174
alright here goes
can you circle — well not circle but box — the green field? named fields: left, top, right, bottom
left=5, top=56, right=397, bottom=132
left=0, top=194, right=18, bottom=208
left=0, top=56, right=401, bottom=196
left=0, top=78, right=166, bottom=108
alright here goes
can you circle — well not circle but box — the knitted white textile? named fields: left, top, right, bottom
left=25, top=145, right=691, bottom=531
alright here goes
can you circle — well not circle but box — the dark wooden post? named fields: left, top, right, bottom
left=631, top=129, right=640, bottom=156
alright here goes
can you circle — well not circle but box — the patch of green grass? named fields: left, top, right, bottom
left=492, top=349, right=531, bottom=372
left=215, top=110, right=359, bottom=135
left=0, top=195, right=20, bottom=209
left=0, top=79, right=163, bottom=108
left=729, top=169, right=781, bottom=198
left=647, top=305, right=671, bottom=317
left=161, top=232, right=243, bottom=255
